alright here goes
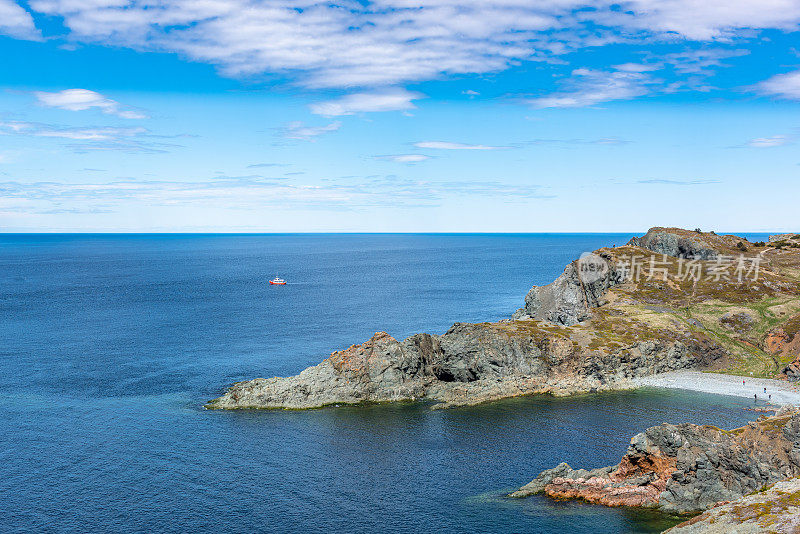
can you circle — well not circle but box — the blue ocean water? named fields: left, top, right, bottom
left=0, top=234, right=769, bottom=533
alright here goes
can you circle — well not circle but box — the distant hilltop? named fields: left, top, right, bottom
left=769, top=232, right=800, bottom=245
left=207, top=226, right=800, bottom=410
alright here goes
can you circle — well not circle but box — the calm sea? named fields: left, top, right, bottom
left=0, top=234, right=769, bottom=533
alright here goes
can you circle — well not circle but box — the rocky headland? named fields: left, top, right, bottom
left=511, top=406, right=800, bottom=514
left=207, top=227, right=800, bottom=410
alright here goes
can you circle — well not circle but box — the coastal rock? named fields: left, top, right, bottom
left=767, top=314, right=800, bottom=381
left=784, top=357, right=800, bottom=381
left=512, top=408, right=800, bottom=514
left=512, top=256, right=625, bottom=326
left=209, top=226, right=800, bottom=410
left=665, top=477, right=800, bottom=533
left=207, top=322, right=721, bottom=409
left=628, top=228, right=718, bottom=260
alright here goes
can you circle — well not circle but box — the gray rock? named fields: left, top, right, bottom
left=664, top=477, right=800, bottom=533
left=514, top=257, right=625, bottom=326
left=515, top=409, right=800, bottom=514
left=629, top=230, right=718, bottom=260
left=207, top=321, right=722, bottom=410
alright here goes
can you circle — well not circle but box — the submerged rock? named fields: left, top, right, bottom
left=511, top=407, right=800, bottom=514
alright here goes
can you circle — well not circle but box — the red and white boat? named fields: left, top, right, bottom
left=269, top=277, right=286, bottom=285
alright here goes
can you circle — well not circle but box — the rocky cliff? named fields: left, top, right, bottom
left=511, top=407, right=800, bottom=514
left=208, top=322, right=722, bottom=409
left=208, top=227, right=800, bottom=410
left=511, top=253, right=626, bottom=326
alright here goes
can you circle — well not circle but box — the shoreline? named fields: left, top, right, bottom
left=632, top=370, right=800, bottom=406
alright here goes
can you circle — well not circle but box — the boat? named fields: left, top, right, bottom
left=269, top=277, right=286, bottom=285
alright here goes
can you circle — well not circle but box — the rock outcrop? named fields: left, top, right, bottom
left=511, top=407, right=800, bottom=514
left=628, top=228, right=719, bottom=260
left=665, top=477, right=800, bottom=533
left=207, top=322, right=722, bottom=409
left=512, top=254, right=625, bottom=326
left=764, top=313, right=800, bottom=381
left=208, top=227, right=800, bottom=410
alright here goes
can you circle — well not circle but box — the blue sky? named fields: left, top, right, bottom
left=2, top=1, right=800, bottom=232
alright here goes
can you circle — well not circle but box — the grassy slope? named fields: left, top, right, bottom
left=600, top=230, right=800, bottom=378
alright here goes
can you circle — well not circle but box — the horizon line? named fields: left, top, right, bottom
left=0, top=230, right=783, bottom=236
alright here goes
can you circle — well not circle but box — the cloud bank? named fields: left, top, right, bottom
left=10, top=0, right=800, bottom=108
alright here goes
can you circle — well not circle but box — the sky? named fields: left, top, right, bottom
left=1, top=1, right=800, bottom=232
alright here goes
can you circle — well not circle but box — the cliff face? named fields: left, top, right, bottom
left=511, top=407, right=800, bottom=514
left=768, top=313, right=800, bottom=381
left=208, top=227, right=800, bottom=410
left=512, top=256, right=625, bottom=326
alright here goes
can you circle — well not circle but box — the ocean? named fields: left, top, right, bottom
left=0, top=234, right=768, bottom=533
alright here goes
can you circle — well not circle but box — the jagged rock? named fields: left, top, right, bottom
left=766, top=315, right=800, bottom=381
left=207, top=322, right=721, bottom=409
left=512, top=408, right=800, bottom=514
left=629, top=228, right=718, bottom=260
left=784, top=357, right=800, bottom=381
left=513, top=255, right=625, bottom=326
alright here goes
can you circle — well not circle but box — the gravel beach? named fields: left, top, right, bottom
left=633, top=371, right=800, bottom=406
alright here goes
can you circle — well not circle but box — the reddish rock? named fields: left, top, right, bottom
left=512, top=408, right=800, bottom=514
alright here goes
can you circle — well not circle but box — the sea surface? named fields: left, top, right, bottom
left=0, top=233, right=772, bottom=533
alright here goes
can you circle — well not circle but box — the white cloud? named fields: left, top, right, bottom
left=755, top=70, right=800, bottom=100
left=661, top=48, right=749, bottom=75
left=0, top=120, right=145, bottom=140
left=528, top=68, right=656, bottom=108
left=0, top=0, right=40, bottom=40
left=595, top=0, right=800, bottom=41
left=33, top=89, right=148, bottom=119
left=0, top=175, right=550, bottom=217
left=376, top=154, right=430, bottom=163
left=0, top=120, right=177, bottom=153
left=22, top=0, right=800, bottom=94
left=282, top=121, right=341, bottom=141
left=747, top=135, right=789, bottom=148
left=612, top=62, right=661, bottom=73
left=310, top=89, right=423, bottom=116
left=414, top=141, right=511, bottom=150
left=637, top=179, right=720, bottom=185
